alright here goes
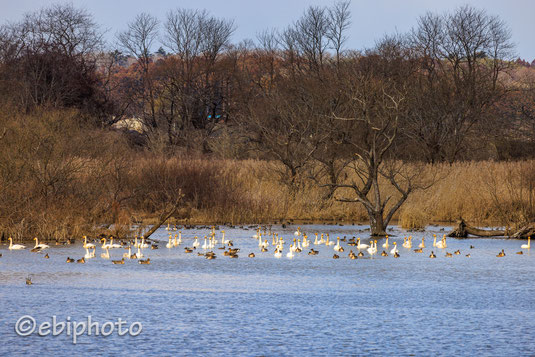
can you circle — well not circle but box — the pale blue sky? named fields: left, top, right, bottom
left=1, top=0, right=533, bottom=60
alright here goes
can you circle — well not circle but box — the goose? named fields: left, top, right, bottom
left=137, top=247, right=144, bottom=259
left=390, top=242, right=398, bottom=255
left=101, top=247, right=110, bottom=259
left=139, top=237, right=149, bottom=249
left=192, top=236, right=200, bottom=248
left=123, top=246, right=132, bottom=258
left=8, top=237, right=26, bottom=250
left=382, top=236, right=389, bottom=249
left=33, top=237, right=49, bottom=250
left=418, top=237, right=425, bottom=249
left=334, top=237, right=342, bottom=252
left=166, top=236, right=174, bottom=249
left=83, top=236, right=95, bottom=249
left=521, top=237, right=531, bottom=249
left=356, top=238, right=369, bottom=250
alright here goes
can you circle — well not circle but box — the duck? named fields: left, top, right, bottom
left=308, top=249, right=319, bottom=256
left=521, top=236, right=531, bottom=249
left=381, top=250, right=388, bottom=257
left=333, top=254, right=339, bottom=259
left=166, top=236, right=174, bottom=249
left=429, top=251, right=436, bottom=258
left=413, top=248, right=423, bottom=253
left=445, top=252, right=453, bottom=257
left=465, top=253, right=471, bottom=257
left=206, top=254, right=217, bottom=260
left=112, top=258, right=125, bottom=265
left=516, top=251, right=523, bottom=255
left=454, top=250, right=461, bottom=255
left=66, top=257, right=75, bottom=263
left=393, top=251, right=400, bottom=258
left=496, top=249, right=505, bottom=257
left=8, top=237, right=26, bottom=250
left=382, top=236, right=389, bottom=249
left=356, top=238, right=369, bottom=250
left=248, top=253, right=255, bottom=258
left=192, top=236, right=200, bottom=248
left=333, top=237, right=343, bottom=252
left=44, top=253, right=49, bottom=259
left=26, top=276, right=32, bottom=285
left=139, top=258, right=151, bottom=264
left=357, top=251, right=364, bottom=257
left=76, top=257, right=85, bottom=264
left=101, top=247, right=110, bottom=259
left=83, top=236, right=95, bottom=249
left=348, top=250, right=357, bottom=259
left=389, top=242, right=398, bottom=255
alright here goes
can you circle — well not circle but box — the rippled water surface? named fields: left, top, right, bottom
left=1, top=224, right=534, bottom=356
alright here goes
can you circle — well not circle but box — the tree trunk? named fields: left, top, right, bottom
left=369, top=209, right=387, bottom=236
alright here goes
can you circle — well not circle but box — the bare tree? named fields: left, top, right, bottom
left=327, top=1, right=351, bottom=68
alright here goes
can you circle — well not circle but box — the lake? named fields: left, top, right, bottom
left=1, top=224, right=534, bottom=356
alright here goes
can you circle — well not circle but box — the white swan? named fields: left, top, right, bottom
left=177, top=232, right=182, bottom=245
left=356, top=238, right=369, bottom=250
left=294, top=227, right=301, bottom=236
left=166, top=236, right=174, bottom=249
left=274, top=249, right=282, bottom=258
left=319, top=234, right=325, bottom=244
left=302, top=235, right=310, bottom=248
left=33, top=237, right=50, bottom=250
left=334, top=237, right=342, bottom=252
left=8, top=237, right=26, bottom=250
left=521, top=236, right=530, bottom=249
left=139, top=237, right=149, bottom=249
left=109, top=237, right=122, bottom=249
left=202, top=236, right=209, bottom=250
left=83, top=236, right=95, bottom=249
left=314, top=233, right=319, bottom=245
left=286, top=246, right=295, bottom=259
left=260, top=239, right=269, bottom=249
left=221, top=231, right=229, bottom=244
left=101, top=247, right=110, bottom=259
left=419, top=237, right=425, bottom=249
left=390, top=242, right=398, bottom=255
left=436, top=238, right=446, bottom=249
left=101, top=238, right=111, bottom=249
left=382, top=236, right=389, bottom=249
left=166, top=222, right=170, bottom=231
left=84, top=247, right=95, bottom=259
left=192, top=236, right=200, bottom=248
left=367, top=240, right=377, bottom=256
left=123, top=246, right=132, bottom=258
left=433, top=234, right=437, bottom=247
left=137, top=247, right=144, bottom=258
left=325, top=234, right=335, bottom=246
left=133, top=236, right=140, bottom=248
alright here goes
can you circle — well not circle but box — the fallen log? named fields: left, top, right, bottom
left=448, top=218, right=533, bottom=239
left=141, top=194, right=183, bottom=240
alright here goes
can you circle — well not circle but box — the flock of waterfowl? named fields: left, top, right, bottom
left=2, top=225, right=532, bottom=272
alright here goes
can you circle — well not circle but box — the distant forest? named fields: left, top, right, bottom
left=1, top=3, right=535, bottom=238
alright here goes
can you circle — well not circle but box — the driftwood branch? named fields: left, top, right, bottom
left=142, top=194, right=183, bottom=240
left=448, top=218, right=534, bottom=239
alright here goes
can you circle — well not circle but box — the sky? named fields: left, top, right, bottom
left=0, top=0, right=533, bottom=61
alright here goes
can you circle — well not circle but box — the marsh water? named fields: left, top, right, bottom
left=1, top=224, right=534, bottom=356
